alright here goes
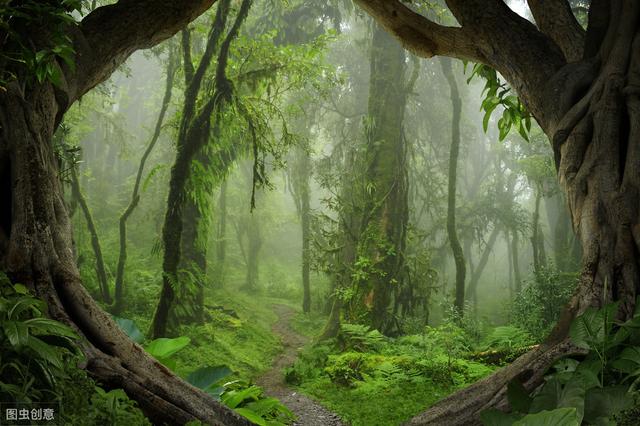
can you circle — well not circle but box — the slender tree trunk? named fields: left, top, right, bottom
left=301, top=168, right=312, bottom=313
left=466, top=225, right=501, bottom=309
left=214, top=179, right=228, bottom=286
left=69, top=165, right=111, bottom=304
left=506, top=230, right=514, bottom=298
left=531, top=187, right=547, bottom=275
left=441, top=57, right=466, bottom=317
left=113, top=50, right=177, bottom=314
left=244, top=210, right=262, bottom=292
left=511, top=228, right=522, bottom=293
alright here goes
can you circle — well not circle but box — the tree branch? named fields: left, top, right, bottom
left=527, top=0, right=585, bottom=62
left=355, top=0, right=567, bottom=133
left=72, top=0, right=217, bottom=103
left=352, top=0, right=486, bottom=63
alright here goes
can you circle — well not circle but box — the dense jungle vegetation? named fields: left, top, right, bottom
left=1, top=0, right=640, bottom=425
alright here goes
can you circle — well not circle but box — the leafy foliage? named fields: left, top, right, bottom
left=0, top=278, right=79, bottom=403
left=466, top=63, right=532, bottom=141
left=483, top=301, right=640, bottom=425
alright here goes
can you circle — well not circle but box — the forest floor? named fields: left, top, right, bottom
left=257, top=304, right=345, bottom=426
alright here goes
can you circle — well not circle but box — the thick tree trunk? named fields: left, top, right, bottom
left=409, top=3, right=640, bottom=424
left=364, top=23, right=409, bottom=333
left=69, top=165, right=111, bottom=304
left=0, top=83, right=248, bottom=426
left=441, top=57, right=466, bottom=317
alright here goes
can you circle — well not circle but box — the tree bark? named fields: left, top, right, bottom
left=361, top=23, right=409, bottom=333
left=151, top=0, right=250, bottom=338
left=0, top=83, right=248, bottom=426
left=441, top=57, right=466, bottom=317
left=357, top=1, right=640, bottom=424
left=0, top=0, right=257, bottom=423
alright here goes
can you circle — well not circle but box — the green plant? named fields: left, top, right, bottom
left=481, top=326, right=535, bottom=353
left=482, top=300, right=640, bottom=425
left=510, top=265, right=577, bottom=340
left=0, top=280, right=79, bottom=403
left=338, top=323, right=386, bottom=352
left=222, top=380, right=295, bottom=425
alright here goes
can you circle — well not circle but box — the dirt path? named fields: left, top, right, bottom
left=256, top=304, right=345, bottom=426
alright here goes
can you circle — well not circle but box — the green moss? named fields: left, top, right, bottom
left=172, top=289, right=285, bottom=379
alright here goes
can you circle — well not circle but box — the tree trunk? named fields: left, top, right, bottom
left=408, top=3, right=640, bottom=423
left=466, top=225, right=501, bottom=311
left=363, top=23, right=409, bottom=333
left=441, top=57, right=466, bottom=317
left=531, top=187, right=548, bottom=275
left=243, top=210, right=262, bottom=292
left=214, top=180, right=228, bottom=287
left=511, top=227, right=522, bottom=293
left=300, top=162, right=312, bottom=314
left=69, top=164, right=111, bottom=304
left=151, top=0, right=249, bottom=338
left=0, top=83, right=248, bottom=426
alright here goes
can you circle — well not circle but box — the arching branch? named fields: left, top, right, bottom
left=72, top=0, right=217, bottom=103
left=354, top=0, right=567, bottom=133
left=352, top=0, right=486, bottom=63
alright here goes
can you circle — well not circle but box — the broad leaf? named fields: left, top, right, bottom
left=113, top=316, right=145, bottom=344
left=583, top=386, right=633, bottom=423
left=507, top=380, right=532, bottom=413
left=144, top=336, right=190, bottom=359
left=186, top=366, right=233, bottom=390
left=530, top=378, right=585, bottom=422
left=480, top=408, right=521, bottom=426
left=234, top=407, right=266, bottom=426
left=513, top=407, right=579, bottom=426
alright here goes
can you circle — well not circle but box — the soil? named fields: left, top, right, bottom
left=256, top=304, right=346, bottom=426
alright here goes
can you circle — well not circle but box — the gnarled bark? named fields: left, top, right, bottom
left=357, top=0, right=640, bottom=424
left=0, top=0, right=253, bottom=423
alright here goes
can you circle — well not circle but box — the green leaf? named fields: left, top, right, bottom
left=508, top=379, right=532, bottom=413
left=144, top=336, right=190, bottom=359
left=234, top=407, right=266, bottom=426
left=480, top=408, right=521, bottom=426
left=530, top=378, right=585, bottom=422
left=569, top=303, right=619, bottom=349
left=222, top=385, right=262, bottom=409
left=513, top=407, right=580, bottom=426
left=186, top=366, right=233, bottom=390
left=583, top=386, right=633, bottom=423
left=113, top=317, right=145, bottom=344
left=5, top=320, right=29, bottom=346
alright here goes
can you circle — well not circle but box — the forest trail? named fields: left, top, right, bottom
left=257, top=304, right=345, bottom=426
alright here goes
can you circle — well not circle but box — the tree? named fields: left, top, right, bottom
left=355, top=0, right=640, bottom=423
left=0, top=1, right=248, bottom=424
left=440, top=57, right=466, bottom=316
left=113, top=47, right=178, bottom=315
left=150, top=0, right=252, bottom=338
